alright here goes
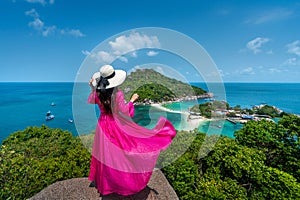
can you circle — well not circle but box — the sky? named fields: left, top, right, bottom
left=1, top=0, right=300, bottom=82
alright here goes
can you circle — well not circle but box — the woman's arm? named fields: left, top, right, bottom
left=87, top=79, right=100, bottom=104
left=115, top=90, right=138, bottom=118
left=87, top=91, right=100, bottom=104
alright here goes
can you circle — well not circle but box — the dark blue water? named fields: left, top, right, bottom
left=0, top=82, right=299, bottom=143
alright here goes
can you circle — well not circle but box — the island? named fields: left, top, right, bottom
left=120, top=69, right=288, bottom=129
left=119, top=68, right=213, bottom=104
left=190, top=100, right=287, bottom=124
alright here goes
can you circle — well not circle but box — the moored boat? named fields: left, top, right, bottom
left=46, top=111, right=55, bottom=121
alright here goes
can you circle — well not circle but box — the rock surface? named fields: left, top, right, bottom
left=28, top=169, right=178, bottom=200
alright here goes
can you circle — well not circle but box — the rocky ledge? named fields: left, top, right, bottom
left=29, top=169, right=178, bottom=200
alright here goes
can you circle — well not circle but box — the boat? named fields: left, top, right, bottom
left=68, top=118, right=74, bottom=123
left=51, top=102, right=55, bottom=106
left=45, top=111, right=55, bottom=121
left=46, top=115, right=55, bottom=121
left=212, top=124, right=222, bottom=128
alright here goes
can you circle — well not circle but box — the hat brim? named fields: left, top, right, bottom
left=91, top=70, right=126, bottom=89
left=106, top=70, right=127, bottom=89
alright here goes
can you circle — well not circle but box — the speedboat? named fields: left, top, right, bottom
left=68, top=118, right=74, bottom=123
left=46, top=115, right=55, bottom=121
left=46, top=111, right=55, bottom=121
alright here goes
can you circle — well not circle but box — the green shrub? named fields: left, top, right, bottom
left=162, top=132, right=300, bottom=199
left=0, top=125, right=91, bottom=200
left=235, top=116, right=300, bottom=181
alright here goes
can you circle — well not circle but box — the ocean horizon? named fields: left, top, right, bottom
left=1, top=82, right=300, bottom=143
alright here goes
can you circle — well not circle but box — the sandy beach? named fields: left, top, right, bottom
left=151, top=103, right=207, bottom=131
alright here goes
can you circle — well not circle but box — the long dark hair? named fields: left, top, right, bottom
left=96, top=87, right=115, bottom=114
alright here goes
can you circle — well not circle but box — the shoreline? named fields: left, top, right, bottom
left=150, top=103, right=208, bottom=131
left=134, top=93, right=214, bottom=106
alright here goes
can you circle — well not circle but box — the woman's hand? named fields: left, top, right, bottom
left=89, top=78, right=95, bottom=91
left=130, top=93, right=139, bottom=103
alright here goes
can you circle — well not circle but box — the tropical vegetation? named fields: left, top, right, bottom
left=132, top=83, right=176, bottom=103
left=191, top=101, right=284, bottom=119
left=0, top=125, right=90, bottom=199
left=190, top=100, right=229, bottom=118
left=119, top=68, right=207, bottom=102
left=160, top=114, right=300, bottom=199
left=1, top=114, right=299, bottom=199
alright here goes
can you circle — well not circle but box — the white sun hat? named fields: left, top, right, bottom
left=91, top=65, right=127, bottom=89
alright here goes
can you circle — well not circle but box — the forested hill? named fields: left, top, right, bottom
left=119, top=68, right=208, bottom=102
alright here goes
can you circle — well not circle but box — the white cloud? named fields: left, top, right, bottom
left=25, top=9, right=85, bottom=37
left=82, top=50, right=128, bottom=64
left=147, top=51, right=159, bottom=57
left=91, top=51, right=115, bottom=64
left=284, top=57, right=297, bottom=65
left=25, top=0, right=54, bottom=5
left=268, top=68, right=281, bottom=73
left=246, top=8, right=293, bottom=24
left=26, top=0, right=46, bottom=5
left=83, top=32, right=160, bottom=64
left=118, top=56, right=128, bottom=63
left=25, top=8, right=39, bottom=18
left=204, top=69, right=227, bottom=78
left=130, top=51, right=137, bottom=58
left=42, top=25, right=55, bottom=36
left=28, top=18, right=44, bottom=30
left=109, top=32, right=160, bottom=56
left=83, top=51, right=129, bottom=64
left=246, top=37, right=270, bottom=54
left=240, top=67, right=255, bottom=75
left=282, top=57, right=299, bottom=66
left=287, top=40, right=300, bottom=56
left=60, top=29, right=85, bottom=37
left=218, top=69, right=229, bottom=77
left=82, top=50, right=91, bottom=56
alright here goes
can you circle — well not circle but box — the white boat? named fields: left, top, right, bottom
left=46, top=111, right=55, bottom=121
left=68, top=118, right=74, bottom=123
left=46, top=115, right=55, bottom=121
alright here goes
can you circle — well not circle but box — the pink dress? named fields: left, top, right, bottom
left=87, top=90, right=176, bottom=196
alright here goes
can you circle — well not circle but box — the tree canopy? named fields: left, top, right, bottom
left=133, top=83, right=176, bottom=103
left=162, top=132, right=300, bottom=199
left=1, top=115, right=300, bottom=199
left=119, top=69, right=207, bottom=101
left=0, top=125, right=91, bottom=199
left=190, top=100, right=229, bottom=118
left=235, top=114, right=300, bottom=181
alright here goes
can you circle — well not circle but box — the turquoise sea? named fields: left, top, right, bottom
left=0, top=82, right=300, bottom=143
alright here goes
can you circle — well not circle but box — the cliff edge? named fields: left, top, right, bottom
left=28, top=169, right=178, bottom=200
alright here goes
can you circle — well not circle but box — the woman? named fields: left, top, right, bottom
left=87, top=65, right=176, bottom=196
